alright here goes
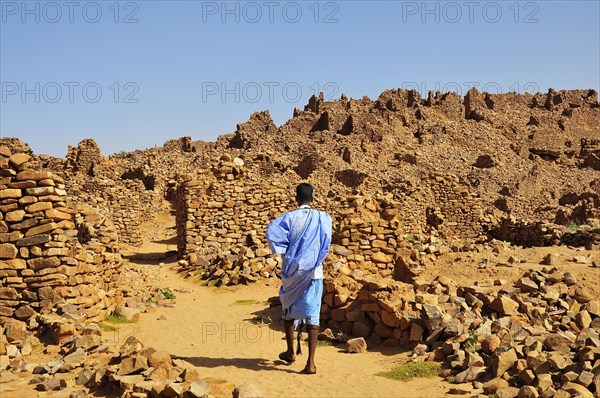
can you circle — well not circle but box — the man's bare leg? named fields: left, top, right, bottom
left=282, top=319, right=296, bottom=362
left=305, top=325, right=318, bottom=373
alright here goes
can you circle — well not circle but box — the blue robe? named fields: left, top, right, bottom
left=266, top=207, right=332, bottom=324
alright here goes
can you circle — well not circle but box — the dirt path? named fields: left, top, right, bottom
left=123, top=215, right=452, bottom=398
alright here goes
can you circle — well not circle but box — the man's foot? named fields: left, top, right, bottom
left=278, top=351, right=296, bottom=364
left=303, top=363, right=317, bottom=374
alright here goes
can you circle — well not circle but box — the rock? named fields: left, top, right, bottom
left=147, top=362, right=176, bottom=382
left=36, top=376, right=62, bottom=391
left=542, top=254, right=560, bottom=265
left=346, top=337, right=367, bottom=353
left=560, top=382, right=594, bottom=398
left=544, top=333, right=573, bottom=351
left=592, top=372, right=600, bottom=396
left=117, top=354, right=148, bottom=375
left=75, top=368, right=93, bottom=386
left=413, top=344, right=428, bottom=356
left=409, top=323, right=424, bottom=341
left=371, top=252, right=393, bottom=263
left=447, top=383, right=473, bottom=395
left=203, top=377, right=236, bottom=398
left=574, top=287, right=593, bottom=303
left=548, top=354, right=572, bottom=370
left=577, top=371, right=594, bottom=387
left=352, top=321, right=371, bottom=338
left=516, top=278, right=538, bottom=292
left=575, top=310, right=592, bottom=328
left=496, top=386, right=520, bottom=398
left=483, top=377, right=509, bottom=394
left=9, top=153, right=30, bottom=167
left=233, top=383, right=263, bottom=398
left=0, top=244, right=18, bottom=259
left=148, top=350, right=171, bottom=367
left=59, top=348, right=86, bottom=371
left=180, top=368, right=200, bottom=382
left=586, top=300, right=600, bottom=316
left=113, top=306, right=141, bottom=321
left=518, top=386, right=539, bottom=398
left=482, top=335, right=501, bottom=354
left=318, top=328, right=335, bottom=341
left=455, top=366, right=485, bottom=383
left=162, top=382, right=185, bottom=397
left=188, top=380, right=210, bottom=397
left=489, top=296, right=519, bottom=315
left=563, top=272, right=577, bottom=285
left=536, top=373, right=553, bottom=392
left=493, top=348, right=517, bottom=377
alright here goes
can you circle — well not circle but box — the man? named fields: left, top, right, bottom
left=266, top=183, right=332, bottom=374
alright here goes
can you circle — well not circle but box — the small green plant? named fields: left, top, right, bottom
left=99, top=323, right=117, bottom=332
left=376, top=361, right=441, bottom=382
left=105, top=315, right=135, bottom=324
left=161, top=289, right=176, bottom=300
left=232, top=299, right=260, bottom=306
left=302, top=339, right=333, bottom=347
left=466, top=329, right=478, bottom=351
left=317, top=339, right=333, bottom=347
left=146, top=298, right=156, bottom=304
left=567, top=222, right=580, bottom=233
left=404, top=234, right=416, bottom=242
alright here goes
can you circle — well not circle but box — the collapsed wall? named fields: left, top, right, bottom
left=0, top=146, right=123, bottom=327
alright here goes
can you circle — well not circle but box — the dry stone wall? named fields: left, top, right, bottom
left=175, top=156, right=486, bottom=287
left=424, top=173, right=484, bottom=239
left=0, top=146, right=123, bottom=327
left=65, top=138, right=103, bottom=176
left=175, top=155, right=294, bottom=284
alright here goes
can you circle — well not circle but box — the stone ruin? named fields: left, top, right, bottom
left=0, top=86, right=599, bottom=397
left=0, top=146, right=123, bottom=324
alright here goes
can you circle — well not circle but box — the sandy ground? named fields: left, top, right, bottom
left=125, top=220, right=453, bottom=398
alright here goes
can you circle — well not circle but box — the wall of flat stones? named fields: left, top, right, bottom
left=176, top=173, right=290, bottom=261
left=0, top=147, right=123, bottom=325
left=65, top=138, right=102, bottom=176
left=424, top=173, right=483, bottom=239
left=333, top=195, right=404, bottom=279
left=175, top=169, right=485, bottom=285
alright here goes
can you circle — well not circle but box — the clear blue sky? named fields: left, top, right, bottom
left=1, top=0, right=598, bottom=157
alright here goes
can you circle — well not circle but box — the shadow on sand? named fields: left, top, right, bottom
left=180, top=356, right=299, bottom=374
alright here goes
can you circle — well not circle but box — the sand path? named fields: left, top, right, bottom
left=123, top=216, right=452, bottom=398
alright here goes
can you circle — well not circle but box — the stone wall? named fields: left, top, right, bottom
left=0, top=146, right=123, bottom=326
left=65, top=138, right=103, bottom=176
left=175, top=158, right=488, bottom=287
left=175, top=155, right=293, bottom=284
left=424, top=173, right=484, bottom=239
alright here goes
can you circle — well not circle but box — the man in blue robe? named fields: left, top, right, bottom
left=266, top=183, right=332, bottom=374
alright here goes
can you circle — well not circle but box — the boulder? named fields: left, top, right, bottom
left=346, top=337, right=367, bottom=353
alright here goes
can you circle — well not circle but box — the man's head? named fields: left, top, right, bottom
left=296, top=183, right=313, bottom=206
